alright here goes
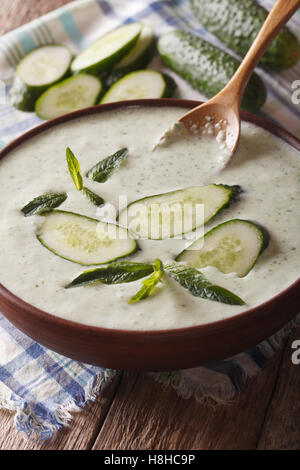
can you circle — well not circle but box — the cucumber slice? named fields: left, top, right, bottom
left=71, top=23, right=142, bottom=76
left=37, top=210, right=138, bottom=265
left=102, top=24, right=156, bottom=89
left=115, top=24, right=155, bottom=70
left=176, top=219, right=269, bottom=277
left=100, top=70, right=176, bottom=104
left=9, top=45, right=72, bottom=112
left=118, top=185, right=240, bottom=240
left=35, top=74, right=102, bottom=120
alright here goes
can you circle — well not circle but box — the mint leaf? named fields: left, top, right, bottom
left=129, top=259, right=164, bottom=304
left=165, top=262, right=245, bottom=305
left=21, top=192, right=67, bottom=217
left=66, top=147, right=83, bottom=190
left=66, top=261, right=155, bottom=288
left=83, top=187, right=105, bottom=207
left=86, top=147, right=128, bottom=183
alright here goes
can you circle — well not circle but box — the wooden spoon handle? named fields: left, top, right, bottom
left=219, top=0, right=300, bottom=106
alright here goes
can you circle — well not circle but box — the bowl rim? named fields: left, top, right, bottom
left=0, top=97, right=299, bottom=339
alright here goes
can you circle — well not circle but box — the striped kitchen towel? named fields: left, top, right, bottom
left=0, top=0, right=299, bottom=440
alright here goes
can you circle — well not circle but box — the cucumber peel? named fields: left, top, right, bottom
left=176, top=219, right=269, bottom=277
left=118, top=184, right=240, bottom=240
left=37, top=210, right=138, bottom=265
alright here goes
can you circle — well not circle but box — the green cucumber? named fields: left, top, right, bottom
left=190, top=0, right=300, bottom=70
left=71, top=23, right=142, bottom=76
left=9, top=45, right=72, bottom=112
left=37, top=210, right=138, bottom=265
left=157, top=30, right=266, bottom=112
left=118, top=184, right=240, bottom=240
left=103, top=24, right=156, bottom=88
left=100, top=70, right=176, bottom=104
left=176, top=219, right=269, bottom=277
left=35, top=74, right=102, bottom=120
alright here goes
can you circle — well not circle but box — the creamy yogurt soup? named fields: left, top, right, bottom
left=0, top=106, right=299, bottom=330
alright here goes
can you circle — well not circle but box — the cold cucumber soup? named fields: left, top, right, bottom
left=0, top=105, right=299, bottom=330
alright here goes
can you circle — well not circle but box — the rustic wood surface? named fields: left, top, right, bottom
left=0, top=0, right=300, bottom=451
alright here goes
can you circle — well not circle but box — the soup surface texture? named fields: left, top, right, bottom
left=0, top=106, right=299, bottom=330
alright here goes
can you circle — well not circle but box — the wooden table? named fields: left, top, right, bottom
left=0, top=0, right=300, bottom=451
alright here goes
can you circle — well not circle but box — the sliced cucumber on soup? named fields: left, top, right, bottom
left=9, top=45, right=72, bottom=112
left=118, top=184, right=240, bottom=239
left=35, top=74, right=102, bottom=120
left=176, top=219, right=269, bottom=277
left=71, top=23, right=142, bottom=76
left=100, top=70, right=176, bottom=104
left=37, top=210, right=138, bottom=265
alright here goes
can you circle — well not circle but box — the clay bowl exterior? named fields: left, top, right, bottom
left=0, top=99, right=299, bottom=371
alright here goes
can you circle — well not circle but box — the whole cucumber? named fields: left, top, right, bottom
left=157, top=30, right=266, bottom=112
left=190, top=0, right=300, bottom=70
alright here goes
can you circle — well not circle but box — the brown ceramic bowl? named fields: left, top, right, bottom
left=0, top=99, right=299, bottom=371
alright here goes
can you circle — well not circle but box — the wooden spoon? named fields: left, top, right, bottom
left=157, top=0, right=300, bottom=161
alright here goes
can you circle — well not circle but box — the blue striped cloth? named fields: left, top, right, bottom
left=0, top=0, right=299, bottom=440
